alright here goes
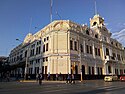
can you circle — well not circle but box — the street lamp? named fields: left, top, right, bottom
left=16, top=38, right=28, bottom=80
left=79, top=53, right=83, bottom=82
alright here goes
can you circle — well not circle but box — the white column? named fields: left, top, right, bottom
left=83, top=40, right=86, bottom=54
left=48, top=57, right=50, bottom=73
left=92, top=42, right=95, bottom=58
left=104, top=64, right=108, bottom=75
left=118, top=65, right=120, bottom=75
left=101, top=43, right=105, bottom=60
left=112, top=64, right=114, bottom=74
left=32, top=61, right=35, bottom=74
left=24, top=57, right=28, bottom=76
left=109, top=47, right=112, bottom=57
left=93, top=42, right=97, bottom=75
left=39, top=59, right=42, bottom=73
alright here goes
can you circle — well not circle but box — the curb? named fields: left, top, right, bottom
left=19, top=80, right=37, bottom=82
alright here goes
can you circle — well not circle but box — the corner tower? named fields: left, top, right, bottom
left=90, top=14, right=105, bottom=28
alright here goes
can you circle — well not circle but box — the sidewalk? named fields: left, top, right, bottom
left=1, top=77, right=102, bottom=84
left=19, top=80, right=67, bottom=83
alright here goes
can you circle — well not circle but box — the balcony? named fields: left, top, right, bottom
left=105, top=55, right=118, bottom=62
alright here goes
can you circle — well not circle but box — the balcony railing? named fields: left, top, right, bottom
left=105, top=55, right=117, bottom=61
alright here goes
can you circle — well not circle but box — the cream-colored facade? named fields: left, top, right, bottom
left=9, top=14, right=125, bottom=79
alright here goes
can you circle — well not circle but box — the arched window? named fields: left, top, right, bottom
left=93, top=22, right=97, bottom=26
left=86, top=29, right=89, bottom=35
left=106, top=48, right=109, bottom=55
left=95, top=34, right=98, bottom=38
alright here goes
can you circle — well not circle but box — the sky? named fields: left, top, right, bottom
left=0, top=0, right=125, bottom=56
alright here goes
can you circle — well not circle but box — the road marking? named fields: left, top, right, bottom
left=106, top=86, right=125, bottom=91
left=39, top=88, right=69, bottom=93
left=98, top=85, right=117, bottom=90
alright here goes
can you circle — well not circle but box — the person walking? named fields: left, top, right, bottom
left=36, top=73, right=39, bottom=82
left=71, top=74, right=75, bottom=84
left=59, top=72, right=62, bottom=81
left=47, top=72, right=50, bottom=80
left=38, top=73, right=43, bottom=85
left=56, top=73, right=58, bottom=81
left=66, top=73, right=71, bottom=84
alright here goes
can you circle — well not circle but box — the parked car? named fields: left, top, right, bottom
left=104, top=75, right=118, bottom=82
left=120, top=75, right=125, bottom=81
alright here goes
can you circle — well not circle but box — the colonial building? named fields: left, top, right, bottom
left=9, top=14, right=125, bottom=80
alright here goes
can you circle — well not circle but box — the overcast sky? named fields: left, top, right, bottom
left=0, top=0, right=125, bottom=56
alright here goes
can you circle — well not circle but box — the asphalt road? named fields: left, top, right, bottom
left=0, top=80, right=125, bottom=94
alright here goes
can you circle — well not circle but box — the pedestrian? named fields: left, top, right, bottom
left=66, top=73, right=71, bottom=84
left=6, top=74, right=10, bottom=82
left=36, top=73, right=39, bottom=82
left=28, top=75, right=30, bottom=80
left=59, top=72, right=62, bottom=81
left=38, top=73, right=43, bottom=85
left=56, top=73, right=58, bottom=80
left=47, top=72, right=50, bottom=80
left=71, top=74, right=75, bottom=84
left=6, top=72, right=10, bottom=82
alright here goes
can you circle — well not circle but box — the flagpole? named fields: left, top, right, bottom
left=94, top=0, right=97, bottom=15
left=50, top=0, right=53, bottom=22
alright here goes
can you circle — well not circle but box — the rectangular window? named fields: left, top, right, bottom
left=117, top=54, right=121, bottom=61
left=44, top=38, right=46, bottom=42
left=92, top=67, right=94, bottom=75
left=98, top=49, right=100, bottom=56
left=70, top=40, right=73, bottom=50
left=95, top=48, right=97, bottom=55
left=104, top=37, right=107, bottom=41
left=39, top=40, right=41, bottom=44
left=46, top=57, right=48, bottom=61
left=25, top=51, right=27, bottom=57
left=97, top=67, right=100, bottom=75
left=38, top=46, right=41, bottom=54
left=86, top=45, right=89, bottom=53
left=36, top=47, right=38, bottom=55
left=37, top=42, right=39, bottom=45
left=90, top=46, right=92, bottom=54
left=32, top=49, right=34, bottom=56
left=31, top=44, right=35, bottom=48
left=30, top=50, right=32, bottom=56
left=42, top=66, right=44, bottom=74
left=46, top=43, right=48, bottom=51
left=100, top=68, right=102, bottom=75
left=47, top=37, right=49, bottom=40
left=80, top=44, right=83, bottom=52
left=45, top=66, right=47, bottom=74
left=43, top=44, right=45, bottom=52
left=113, top=53, right=116, bottom=58
left=74, top=41, right=77, bottom=51
left=43, top=58, right=45, bottom=62
left=89, top=66, right=91, bottom=75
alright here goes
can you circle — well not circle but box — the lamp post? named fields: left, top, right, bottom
left=79, top=38, right=83, bottom=82
left=79, top=53, right=83, bottom=82
left=16, top=38, right=28, bottom=80
left=24, top=55, right=28, bottom=80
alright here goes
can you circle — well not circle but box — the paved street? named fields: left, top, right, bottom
left=0, top=80, right=125, bottom=94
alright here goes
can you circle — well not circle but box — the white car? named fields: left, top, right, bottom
left=104, top=75, right=118, bottom=82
